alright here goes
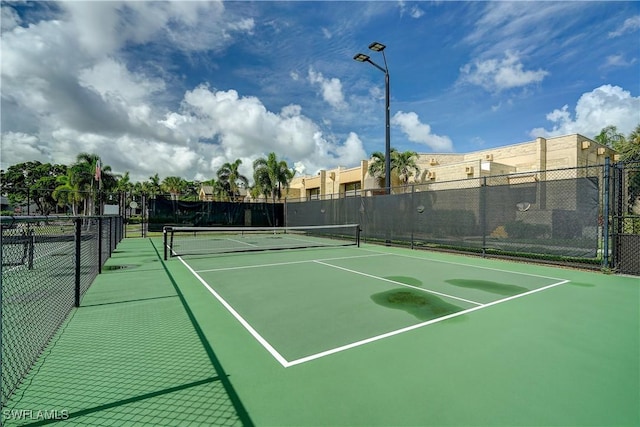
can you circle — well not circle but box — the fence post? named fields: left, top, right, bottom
left=142, top=194, right=146, bottom=238
left=602, top=158, right=610, bottom=269
left=98, top=217, right=103, bottom=274
left=480, top=176, right=487, bottom=257
left=0, top=227, right=3, bottom=408
left=109, top=217, right=114, bottom=255
left=410, top=184, right=415, bottom=249
left=74, top=218, right=82, bottom=307
left=27, top=228, right=35, bottom=270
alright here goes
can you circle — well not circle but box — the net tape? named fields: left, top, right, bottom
left=164, top=224, right=360, bottom=258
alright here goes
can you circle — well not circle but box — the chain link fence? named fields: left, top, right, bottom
left=608, top=160, right=640, bottom=274
left=147, top=196, right=284, bottom=231
left=1, top=215, right=123, bottom=408
left=286, top=165, right=611, bottom=269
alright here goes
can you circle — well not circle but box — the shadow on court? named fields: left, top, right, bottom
left=2, top=238, right=253, bottom=426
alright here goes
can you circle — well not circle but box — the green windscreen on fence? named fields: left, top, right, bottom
left=286, top=171, right=600, bottom=259
left=148, top=197, right=284, bottom=231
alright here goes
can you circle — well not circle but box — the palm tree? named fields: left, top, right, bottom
left=622, top=124, right=640, bottom=162
left=73, top=153, right=116, bottom=214
left=253, top=152, right=295, bottom=204
left=52, top=171, right=83, bottom=215
left=147, top=173, right=162, bottom=199
left=393, top=150, right=420, bottom=187
left=161, top=176, right=186, bottom=200
left=367, top=148, right=398, bottom=189
left=217, top=159, right=249, bottom=202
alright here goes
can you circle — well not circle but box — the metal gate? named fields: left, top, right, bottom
left=609, top=160, right=640, bottom=275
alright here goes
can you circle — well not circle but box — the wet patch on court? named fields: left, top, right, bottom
left=371, top=288, right=464, bottom=321
left=445, top=279, right=527, bottom=296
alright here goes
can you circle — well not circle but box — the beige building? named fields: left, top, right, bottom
left=286, top=134, right=617, bottom=201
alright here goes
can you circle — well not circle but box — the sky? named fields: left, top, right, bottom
left=1, top=1, right=639, bottom=184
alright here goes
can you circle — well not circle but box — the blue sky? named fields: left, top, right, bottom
left=1, top=1, right=639, bottom=182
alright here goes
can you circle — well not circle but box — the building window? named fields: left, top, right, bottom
left=307, top=188, right=320, bottom=200
left=344, top=182, right=361, bottom=197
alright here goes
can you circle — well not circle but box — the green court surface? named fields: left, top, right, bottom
left=3, top=238, right=638, bottom=426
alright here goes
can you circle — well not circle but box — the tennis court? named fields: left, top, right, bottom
left=2, top=234, right=638, bottom=426
left=160, top=228, right=638, bottom=426
left=177, top=244, right=569, bottom=368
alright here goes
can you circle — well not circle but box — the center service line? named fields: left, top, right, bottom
left=313, top=260, right=483, bottom=306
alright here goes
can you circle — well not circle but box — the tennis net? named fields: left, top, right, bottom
left=163, top=224, right=360, bottom=259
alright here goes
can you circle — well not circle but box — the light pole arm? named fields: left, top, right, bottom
left=364, top=58, right=387, bottom=74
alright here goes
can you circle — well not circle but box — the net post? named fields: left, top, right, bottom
left=357, top=225, right=361, bottom=247
left=74, top=218, right=82, bottom=307
left=163, top=227, right=168, bottom=260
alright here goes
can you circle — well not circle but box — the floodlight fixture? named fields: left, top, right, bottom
left=353, top=53, right=370, bottom=62
left=368, top=41, right=386, bottom=52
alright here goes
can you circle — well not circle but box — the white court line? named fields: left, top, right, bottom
left=360, top=247, right=567, bottom=282
left=179, top=248, right=571, bottom=368
left=313, top=260, right=483, bottom=307
left=177, top=256, right=290, bottom=368
left=286, top=278, right=570, bottom=367
left=226, top=237, right=259, bottom=247
left=195, top=253, right=385, bottom=273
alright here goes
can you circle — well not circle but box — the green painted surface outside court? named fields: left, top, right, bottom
left=3, top=238, right=639, bottom=426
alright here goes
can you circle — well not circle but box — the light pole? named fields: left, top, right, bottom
left=354, top=41, right=390, bottom=194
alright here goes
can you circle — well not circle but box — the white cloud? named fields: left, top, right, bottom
left=459, top=51, right=549, bottom=92
left=464, top=2, right=585, bottom=58
left=410, top=6, right=424, bottom=19
left=397, top=1, right=424, bottom=19
left=391, top=111, right=453, bottom=152
left=158, top=85, right=365, bottom=178
left=60, top=1, right=251, bottom=56
left=308, top=68, right=347, bottom=110
left=1, top=4, right=20, bottom=32
left=608, top=15, right=640, bottom=38
left=0, top=132, right=49, bottom=170
left=0, top=2, right=264, bottom=182
left=529, top=85, right=640, bottom=138
left=602, top=54, right=637, bottom=69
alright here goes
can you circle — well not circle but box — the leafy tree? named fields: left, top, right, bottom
left=595, top=125, right=625, bottom=148
left=1, top=161, right=67, bottom=214
left=217, top=159, right=249, bottom=202
left=253, top=152, right=295, bottom=203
